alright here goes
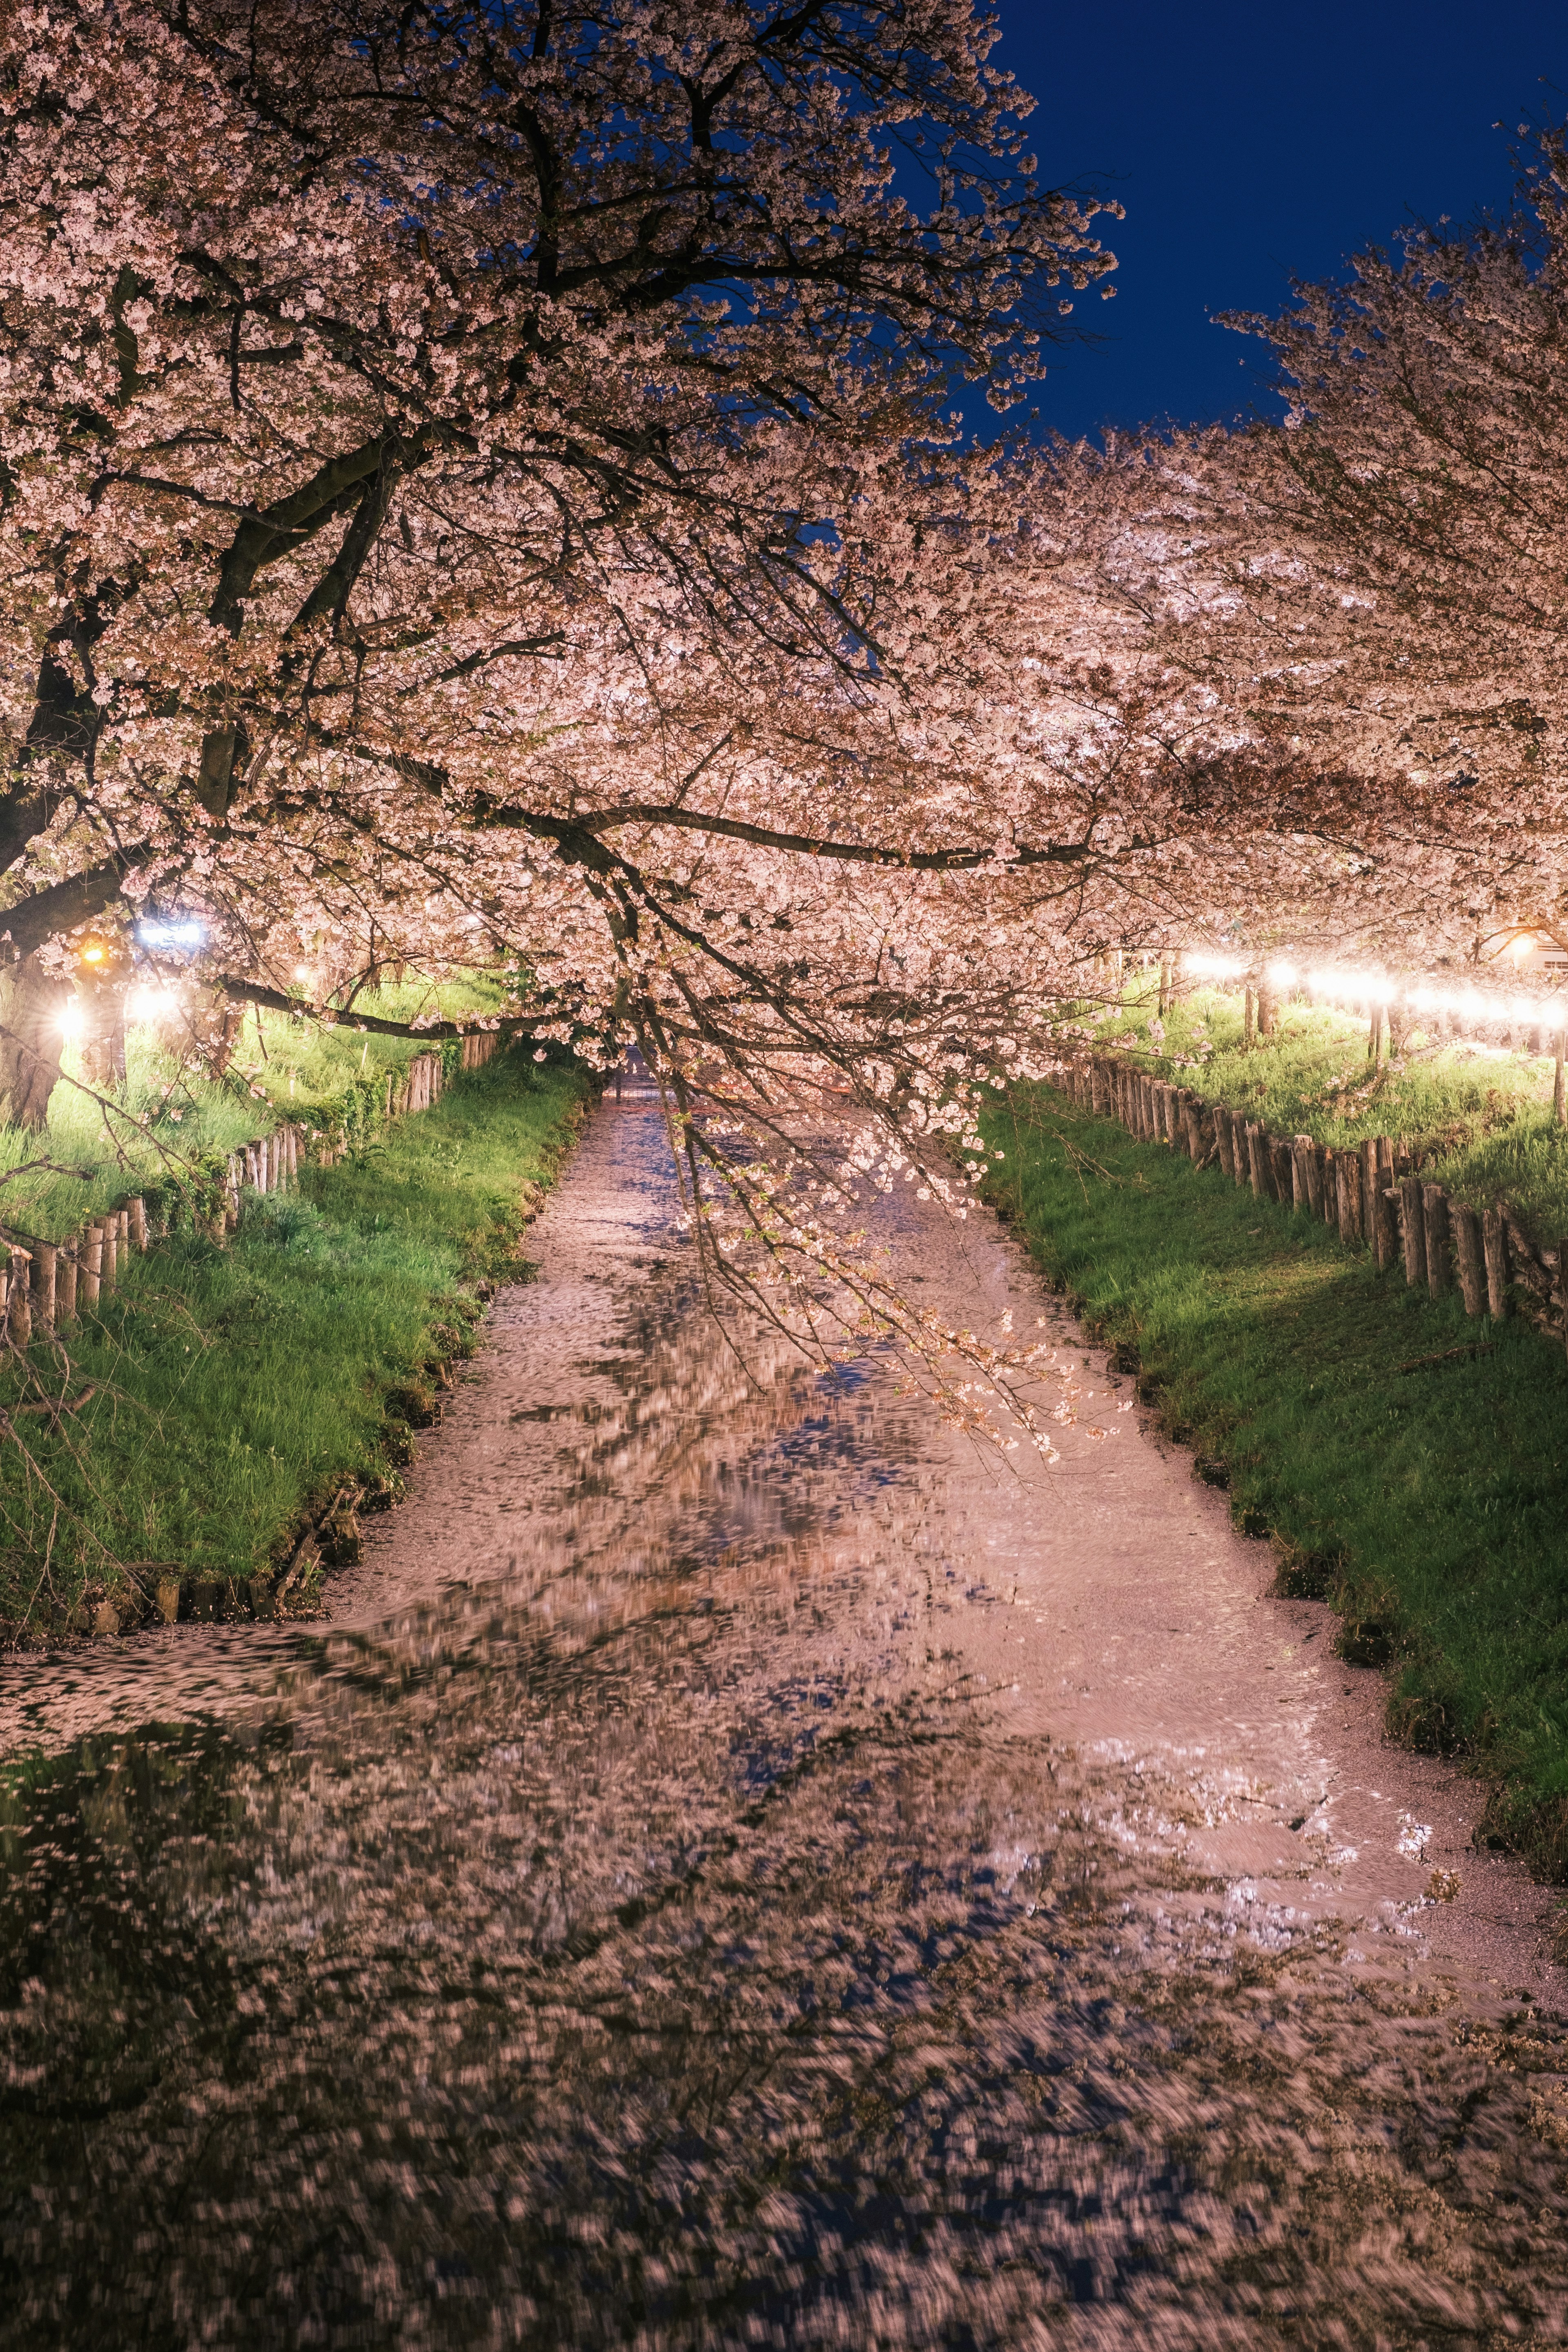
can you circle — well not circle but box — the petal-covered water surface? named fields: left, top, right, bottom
left=2, top=1105, right=1565, bottom=2350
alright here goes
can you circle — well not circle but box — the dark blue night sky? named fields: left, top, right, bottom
left=989, top=0, right=1568, bottom=441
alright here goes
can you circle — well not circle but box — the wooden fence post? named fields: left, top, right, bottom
left=1291, top=1136, right=1311, bottom=1212
left=29, top=1241, right=55, bottom=1330
left=7, top=1247, right=31, bottom=1346
left=57, top=1243, right=76, bottom=1325
left=1183, top=1094, right=1204, bottom=1160
left=1268, top=1136, right=1292, bottom=1201
left=1452, top=1204, right=1486, bottom=1315
left=1423, top=1184, right=1452, bottom=1299
left=1482, top=1208, right=1510, bottom=1319
left=1370, top=1150, right=1399, bottom=1270
left=80, top=1223, right=102, bottom=1308
left=127, top=1196, right=146, bottom=1250
left=1400, top=1175, right=1426, bottom=1287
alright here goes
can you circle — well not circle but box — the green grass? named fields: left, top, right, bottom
left=1069, top=984, right=1568, bottom=1241
left=0, top=1052, right=586, bottom=1638
left=0, top=975, right=514, bottom=1243
left=984, top=1081, right=1568, bottom=1884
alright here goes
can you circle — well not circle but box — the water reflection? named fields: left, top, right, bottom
left=2, top=1107, right=1566, bottom=2348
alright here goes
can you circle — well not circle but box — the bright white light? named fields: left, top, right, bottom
left=1167, top=954, right=1568, bottom=1034
left=136, top=917, right=205, bottom=949
left=58, top=1004, right=82, bottom=1038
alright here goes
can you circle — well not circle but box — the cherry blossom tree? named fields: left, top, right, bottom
left=0, top=0, right=1122, bottom=1126
left=1200, top=122, right=1568, bottom=965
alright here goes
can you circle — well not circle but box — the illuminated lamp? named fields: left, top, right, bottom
left=135, top=916, right=206, bottom=951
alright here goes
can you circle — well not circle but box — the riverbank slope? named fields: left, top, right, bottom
left=0, top=1053, right=586, bottom=1641
left=984, top=1080, right=1568, bottom=1895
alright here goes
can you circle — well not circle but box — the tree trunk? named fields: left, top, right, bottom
left=0, top=952, right=69, bottom=1128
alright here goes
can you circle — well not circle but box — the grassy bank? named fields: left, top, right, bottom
left=984, top=1081, right=1568, bottom=1884
left=1072, top=985, right=1568, bottom=1243
left=0, top=976, right=514, bottom=1243
left=0, top=1051, right=586, bottom=1641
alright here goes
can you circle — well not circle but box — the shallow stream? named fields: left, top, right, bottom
left=2, top=1103, right=1566, bottom=2348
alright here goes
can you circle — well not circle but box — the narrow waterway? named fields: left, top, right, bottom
left=2, top=1101, right=1566, bottom=2350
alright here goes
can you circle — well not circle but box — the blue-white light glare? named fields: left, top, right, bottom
left=136, top=918, right=206, bottom=949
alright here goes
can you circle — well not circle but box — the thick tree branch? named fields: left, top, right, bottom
left=212, top=973, right=533, bottom=1041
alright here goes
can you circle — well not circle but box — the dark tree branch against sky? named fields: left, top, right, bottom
left=991, top=0, right=1568, bottom=440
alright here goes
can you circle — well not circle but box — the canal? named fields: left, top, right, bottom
left=2, top=1100, right=1565, bottom=2348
